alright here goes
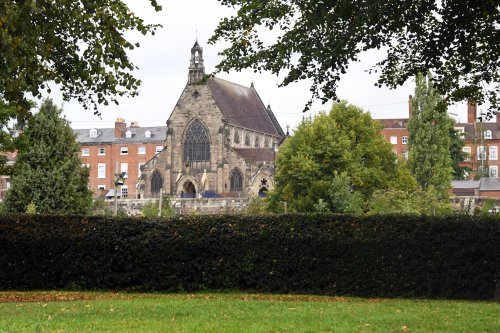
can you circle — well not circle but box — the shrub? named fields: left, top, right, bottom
left=0, top=213, right=498, bottom=299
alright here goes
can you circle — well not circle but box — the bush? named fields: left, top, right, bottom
left=0, top=213, right=498, bottom=299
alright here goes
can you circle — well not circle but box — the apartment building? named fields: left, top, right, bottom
left=75, top=118, right=167, bottom=198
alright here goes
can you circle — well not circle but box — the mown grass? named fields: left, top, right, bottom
left=0, top=292, right=498, bottom=332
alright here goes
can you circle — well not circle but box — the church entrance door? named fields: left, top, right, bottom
left=183, top=181, right=196, bottom=198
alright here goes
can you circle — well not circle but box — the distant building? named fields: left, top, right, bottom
left=140, top=41, right=285, bottom=198
left=75, top=120, right=167, bottom=198
left=377, top=97, right=499, bottom=180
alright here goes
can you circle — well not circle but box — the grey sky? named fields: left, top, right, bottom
left=52, top=0, right=470, bottom=130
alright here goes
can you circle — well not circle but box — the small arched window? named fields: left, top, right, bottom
left=234, top=130, right=240, bottom=144
left=151, top=170, right=163, bottom=198
left=230, top=168, right=243, bottom=192
left=264, top=137, right=269, bottom=148
left=254, top=135, right=260, bottom=148
left=245, top=133, right=251, bottom=146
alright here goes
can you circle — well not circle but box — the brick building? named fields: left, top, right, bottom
left=75, top=119, right=167, bottom=198
left=377, top=98, right=499, bottom=180
left=140, top=41, right=285, bottom=198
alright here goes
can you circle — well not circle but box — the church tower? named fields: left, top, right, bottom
left=188, top=41, right=205, bottom=84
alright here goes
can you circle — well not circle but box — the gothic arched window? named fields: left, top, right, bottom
left=254, top=135, right=260, bottom=148
left=234, top=130, right=240, bottom=144
left=184, top=119, right=211, bottom=170
left=151, top=170, right=163, bottom=197
left=264, top=137, right=269, bottom=148
left=245, top=133, right=251, bottom=146
left=230, top=168, right=243, bottom=192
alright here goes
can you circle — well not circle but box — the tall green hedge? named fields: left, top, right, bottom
left=0, top=213, right=498, bottom=299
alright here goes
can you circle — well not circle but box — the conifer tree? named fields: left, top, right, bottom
left=4, top=99, right=92, bottom=214
left=408, top=74, right=453, bottom=193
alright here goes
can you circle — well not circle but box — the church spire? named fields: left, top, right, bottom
left=188, top=40, right=205, bottom=84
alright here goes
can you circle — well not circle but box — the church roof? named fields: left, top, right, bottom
left=207, top=77, right=284, bottom=137
left=234, top=148, right=275, bottom=162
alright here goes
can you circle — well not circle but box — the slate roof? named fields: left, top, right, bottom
left=207, top=77, right=284, bottom=137
left=455, top=122, right=500, bottom=141
left=479, top=178, right=500, bottom=191
left=377, top=118, right=409, bottom=129
left=451, top=180, right=480, bottom=189
left=75, top=126, right=167, bottom=145
left=234, top=148, right=275, bottom=162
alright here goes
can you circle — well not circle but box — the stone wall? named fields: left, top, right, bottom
left=112, top=197, right=248, bottom=216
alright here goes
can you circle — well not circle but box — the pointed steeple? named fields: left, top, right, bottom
left=188, top=40, right=205, bottom=84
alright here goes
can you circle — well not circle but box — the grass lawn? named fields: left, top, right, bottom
left=0, top=292, right=498, bottom=332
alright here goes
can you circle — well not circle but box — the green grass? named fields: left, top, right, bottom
left=0, top=292, right=498, bottom=332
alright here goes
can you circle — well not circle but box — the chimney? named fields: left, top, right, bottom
left=115, top=117, right=126, bottom=138
left=467, top=100, right=477, bottom=124
left=130, top=121, right=140, bottom=128
left=408, top=95, right=413, bottom=118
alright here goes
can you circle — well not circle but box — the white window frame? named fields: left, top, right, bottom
left=89, top=129, right=98, bottom=138
left=138, top=146, right=146, bottom=155
left=81, top=148, right=90, bottom=156
left=145, top=130, right=151, bottom=138
left=155, top=146, right=164, bottom=154
left=484, top=130, right=492, bottom=139
left=463, top=146, right=471, bottom=161
left=98, top=147, right=106, bottom=156
left=390, top=136, right=398, bottom=144
left=402, top=150, right=409, bottom=160
left=489, top=146, right=498, bottom=160
left=489, top=166, right=498, bottom=178
left=121, top=185, right=129, bottom=198
left=97, top=163, right=106, bottom=179
left=120, top=146, right=128, bottom=155
left=125, top=130, right=132, bottom=138
left=478, top=146, right=486, bottom=161
left=402, top=136, right=408, bottom=144
left=120, top=163, right=128, bottom=178
left=97, top=185, right=106, bottom=191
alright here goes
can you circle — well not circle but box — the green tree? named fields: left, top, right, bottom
left=449, top=124, right=470, bottom=180
left=4, top=99, right=92, bottom=214
left=267, top=101, right=400, bottom=212
left=211, top=1, right=498, bottom=115
left=408, top=73, right=453, bottom=193
left=0, top=1, right=161, bottom=118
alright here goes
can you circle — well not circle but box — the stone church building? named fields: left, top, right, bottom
left=141, top=41, right=285, bottom=199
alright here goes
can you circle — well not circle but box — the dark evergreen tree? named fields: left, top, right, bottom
left=408, top=73, right=453, bottom=193
left=4, top=99, right=92, bottom=214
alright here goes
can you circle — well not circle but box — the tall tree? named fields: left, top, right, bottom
left=449, top=124, right=470, bottom=180
left=408, top=73, right=453, bottom=193
left=267, top=101, right=403, bottom=212
left=211, top=0, right=499, bottom=115
left=0, top=1, right=161, bottom=118
left=4, top=99, right=92, bottom=214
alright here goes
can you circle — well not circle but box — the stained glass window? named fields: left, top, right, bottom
left=230, top=168, right=243, bottom=192
left=184, top=120, right=211, bottom=162
left=234, top=130, right=240, bottom=144
left=151, top=170, right=163, bottom=197
left=254, top=135, right=260, bottom=147
left=245, top=133, right=250, bottom=146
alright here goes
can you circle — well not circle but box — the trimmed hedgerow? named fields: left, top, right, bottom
left=0, top=213, right=498, bottom=299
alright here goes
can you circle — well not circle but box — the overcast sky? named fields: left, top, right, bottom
left=50, top=0, right=471, bottom=130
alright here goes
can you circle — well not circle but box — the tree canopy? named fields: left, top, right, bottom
left=0, top=1, right=161, bottom=117
left=267, top=101, right=403, bottom=212
left=4, top=99, right=92, bottom=214
left=211, top=0, right=499, bottom=114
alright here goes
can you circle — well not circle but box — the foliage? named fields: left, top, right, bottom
left=408, top=73, right=453, bottom=194
left=0, top=1, right=161, bottom=118
left=142, top=197, right=174, bottom=218
left=319, top=172, right=363, bottom=213
left=3, top=99, right=92, bottom=214
left=268, top=101, right=400, bottom=212
left=211, top=0, right=499, bottom=115
left=449, top=124, right=470, bottom=179
left=90, top=197, right=112, bottom=216
left=0, top=97, right=27, bottom=173
left=368, top=188, right=452, bottom=216
left=0, top=213, right=498, bottom=300
left=25, top=202, right=37, bottom=214
left=246, top=196, right=267, bottom=214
